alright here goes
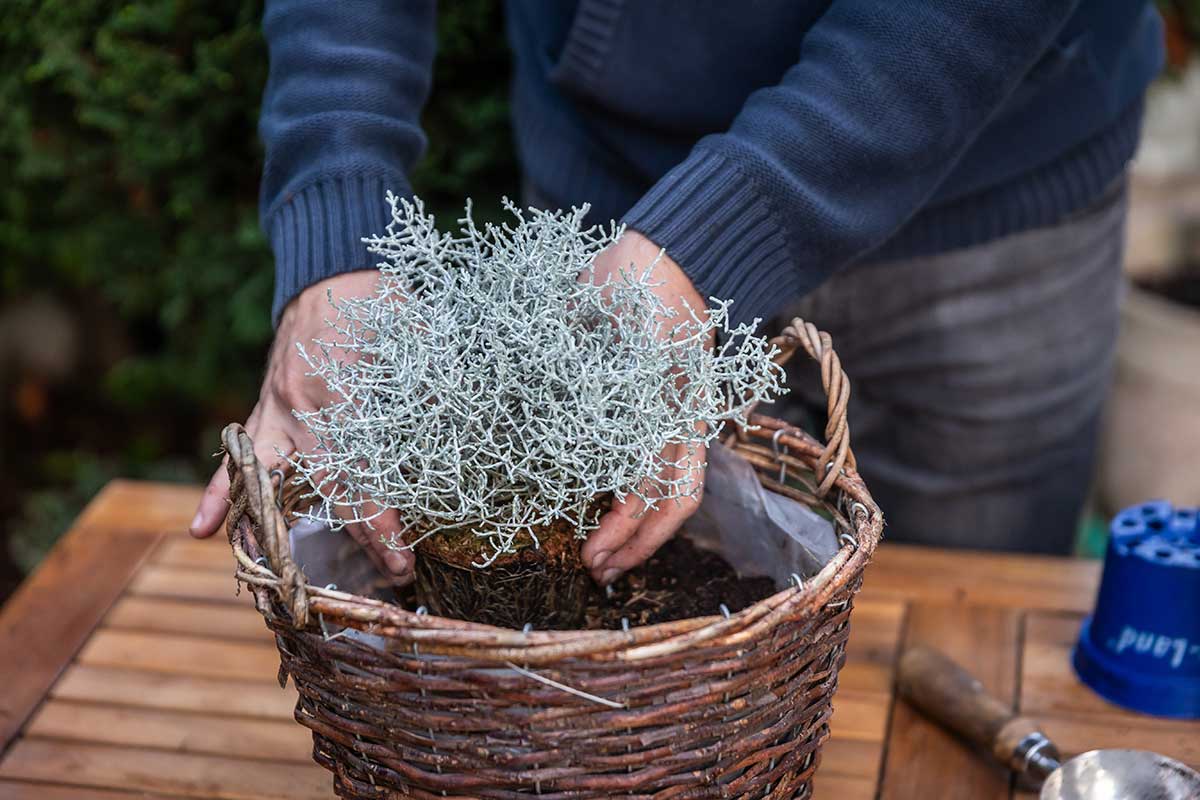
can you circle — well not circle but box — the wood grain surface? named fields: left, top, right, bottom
left=0, top=479, right=1196, bottom=800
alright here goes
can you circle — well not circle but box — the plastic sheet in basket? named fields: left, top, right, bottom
left=288, top=439, right=839, bottom=629
left=687, top=439, right=837, bottom=587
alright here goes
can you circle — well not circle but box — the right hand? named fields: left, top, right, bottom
left=188, top=270, right=416, bottom=585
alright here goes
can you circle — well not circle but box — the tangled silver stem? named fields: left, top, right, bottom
left=290, top=194, right=786, bottom=565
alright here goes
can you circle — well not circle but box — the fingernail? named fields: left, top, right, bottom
left=188, top=511, right=203, bottom=535
left=600, top=567, right=621, bottom=586
left=591, top=550, right=612, bottom=570
left=382, top=550, right=411, bottom=576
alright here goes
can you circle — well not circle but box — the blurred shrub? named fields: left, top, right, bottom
left=1, top=1, right=274, bottom=411
left=1164, top=0, right=1200, bottom=67
left=1, top=0, right=515, bottom=413
left=0, top=0, right=517, bottom=576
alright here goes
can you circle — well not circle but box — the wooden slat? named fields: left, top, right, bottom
left=834, top=659, right=893, bottom=696
left=105, top=595, right=270, bottom=641
left=75, top=480, right=203, bottom=536
left=1020, top=611, right=1200, bottom=771
left=0, top=739, right=331, bottom=800
left=811, top=773, right=877, bottom=800
left=1010, top=714, right=1200, bottom=800
left=155, top=535, right=240, bottom=571
left=25, top=700, right=311, bottom=763
left=1020, top=611, right=1164, bottom=719
left=844, top=600, right=905, bottom=667
left=1036, top=713, right=1200, bottom=770
left=0, top=780, right=181, bottom=799
left=78, top=630, right=281, bottom=682
left=860, top=546, right=1100, bottom=613
left=825, top=601, right=897, bottom=788
left=879, top=603, right=1021, bottom=800
left=820, top=737, right=883, bottom=779
left=52, top=665, right=296, bottom=720
left=835, top=599, right=904, bottom=699
left=0, top=521, right=163, bottom=751
left=128, top=564, right=250, bottom=605
left=829, top=691, right=891, bottom=743
left=1021, top=612, right=1127, bottom=718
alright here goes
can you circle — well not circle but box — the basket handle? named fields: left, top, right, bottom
left=767, top=318, right=856, bottom=493
left=222, top=422, right=309, bottom=626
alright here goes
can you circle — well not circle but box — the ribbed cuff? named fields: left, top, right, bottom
left=267, top=171, right=410, bottom=327
left=622, top=149, right=803, bottom=330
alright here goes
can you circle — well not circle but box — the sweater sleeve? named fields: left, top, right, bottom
left=621, top=0, right=1080, bottom=326
left=258, top=0, right=436, bottom=325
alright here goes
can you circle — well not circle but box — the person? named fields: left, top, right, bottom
left=190, top=1, right=1165, bottom=584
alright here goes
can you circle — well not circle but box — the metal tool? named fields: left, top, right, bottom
left=896, top=646, right=1200, bottom=799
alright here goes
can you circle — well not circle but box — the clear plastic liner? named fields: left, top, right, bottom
left=288, top=439, right=837, bottom=646
left=684, top=440, right=837, bottom=590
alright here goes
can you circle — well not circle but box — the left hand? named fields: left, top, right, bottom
left=579, top=230, right=712, bottom=586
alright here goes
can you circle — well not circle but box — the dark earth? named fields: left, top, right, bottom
left=583, top=537, right=778, bottom=629
left=392, top=535, right=779, bottom=630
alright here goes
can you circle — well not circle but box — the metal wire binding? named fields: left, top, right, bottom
left=412, top=603, right=429, bottom=674
left=523, top=623, right=533, bottom=634
left=318, top=584, right=345, bottom=642
left=839, top=532, right=858, bottom=550
left=414, top=606, right=428, bottom=655
left=621, top=618, right=630, bottom=633
left=771, top=427, right=790, bottom=484
left=789, top=573, right=805, bottom=590
left=719, top=603, right=731, bottom=619
left=269, top=468, right=286, bottom=511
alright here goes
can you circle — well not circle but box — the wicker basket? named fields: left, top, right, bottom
left=223, top=317, right=883, bottom=799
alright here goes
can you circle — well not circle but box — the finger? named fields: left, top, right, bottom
left=189, top=413, right=295, bottom=539
left=584, top=438, right=706, bottom=578
left=362, top=510, right=415, bottom=585
left=191, top=458, right=232, bottom=538
left=339, top=496, right=415, bottom=585
left=343, top=520, right=395, bottom=577
left=581, top=494, right=645, bottom=574
left=596, top=500, right=697, bottom=585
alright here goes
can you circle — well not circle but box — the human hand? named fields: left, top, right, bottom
left=188, top=270, right=416, bottom=584
left=579, top=230, right=712, bottom=586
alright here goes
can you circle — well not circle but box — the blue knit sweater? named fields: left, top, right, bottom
left=260, top=1, right=1164, bottom=327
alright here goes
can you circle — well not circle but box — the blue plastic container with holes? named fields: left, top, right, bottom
left=1072, top=501, right=1200, bottom=718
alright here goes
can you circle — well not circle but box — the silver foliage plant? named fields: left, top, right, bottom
left=291, top=193, right=786, bottom=565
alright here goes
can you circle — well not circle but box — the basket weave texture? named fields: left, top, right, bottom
left=224, top=318, right=883, bottom=799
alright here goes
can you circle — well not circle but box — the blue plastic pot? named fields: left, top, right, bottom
left=1073, top=501, right=1200, bottom=718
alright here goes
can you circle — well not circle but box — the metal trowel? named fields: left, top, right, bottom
left=896, top=646, right=1200, bottom=799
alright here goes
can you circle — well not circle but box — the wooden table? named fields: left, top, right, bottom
left=0, top=481, right=1196, bottom=799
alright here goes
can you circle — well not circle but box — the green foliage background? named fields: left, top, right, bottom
left=0, top=0, right=518, bottom=582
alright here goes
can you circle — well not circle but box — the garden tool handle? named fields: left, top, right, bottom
left=221, top=423, right=309, bottom=626
left=897, top=646, right=1058, bottom=780
left=766, top=318, right=855, bottom=494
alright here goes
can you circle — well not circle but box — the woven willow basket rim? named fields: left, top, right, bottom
left=222, top=317, right=883, bottom=665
